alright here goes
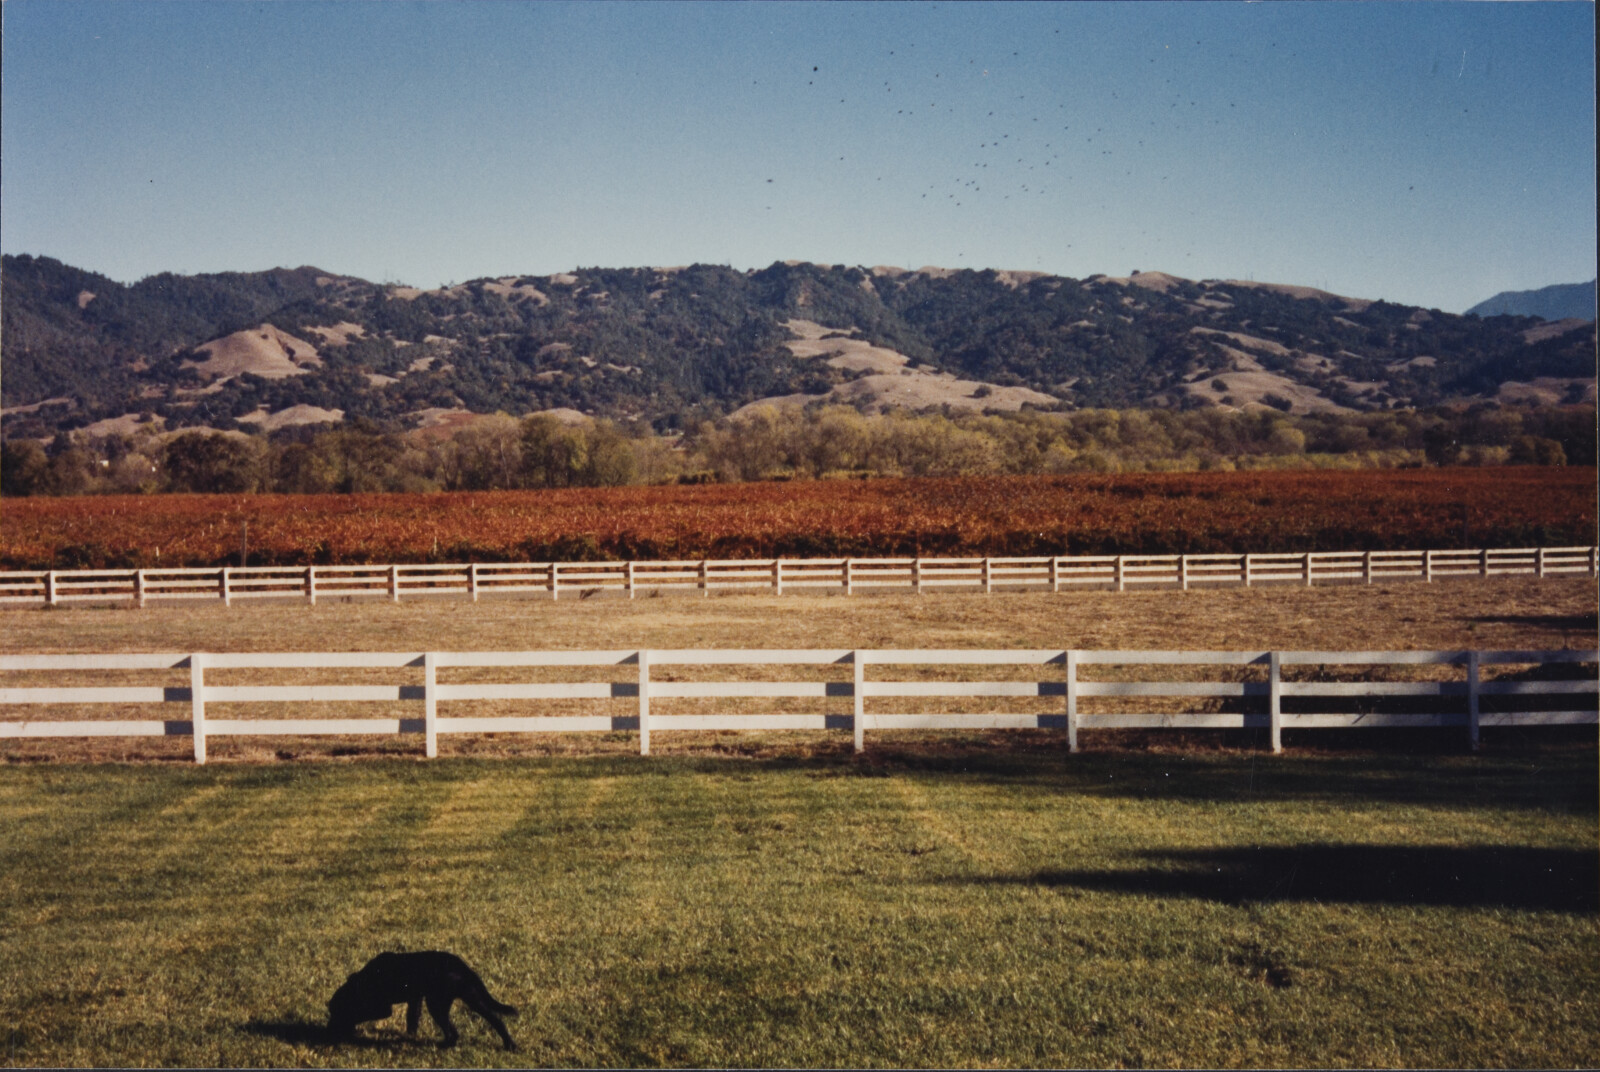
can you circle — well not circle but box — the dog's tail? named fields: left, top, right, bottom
left=474, top=986, right=518, bottom=1017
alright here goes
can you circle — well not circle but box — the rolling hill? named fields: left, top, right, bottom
left=3, top=254, right=1594, bottom=440
left=1465, top=280, right=1597, bottom=322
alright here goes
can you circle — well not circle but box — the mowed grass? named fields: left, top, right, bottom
left=1, top=748, right=1595, bottom=1068
left=2, top=577, right=1596, bottom=1066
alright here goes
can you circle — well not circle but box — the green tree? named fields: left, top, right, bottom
left=444, top=414, right=524, bottom=490
left=583, top=420, right=640, bottom=486
left=0, top=440, right=49, bottom=496
left=519, top=415, right=592, bottom=488
left=1508, top=435, right=1567, bottom=466
left=161, top=432, right=263, bottom=493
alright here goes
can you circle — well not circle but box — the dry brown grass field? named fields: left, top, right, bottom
left=3, top=575, right=1594, bottom=765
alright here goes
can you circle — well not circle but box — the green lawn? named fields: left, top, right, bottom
left=2, top=741, right=1595, bottom=1068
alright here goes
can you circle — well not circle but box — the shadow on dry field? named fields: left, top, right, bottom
left=1472, top=609, right=1599, bottom=633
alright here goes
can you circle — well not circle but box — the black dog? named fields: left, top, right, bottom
left=327, top=951, right=518, bottom=1051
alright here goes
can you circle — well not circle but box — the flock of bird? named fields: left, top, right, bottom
left=748, top=34, right=1246, bottom=258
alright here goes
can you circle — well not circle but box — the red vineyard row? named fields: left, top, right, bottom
left=2, top=468, right=1594, bottom=571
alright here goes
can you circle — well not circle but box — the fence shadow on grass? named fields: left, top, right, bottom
left=473, top=734, right=1600, bottom=815
left=835, top=736, right=1599, bottom=814
left=953, top=844, right=1600, bottom=913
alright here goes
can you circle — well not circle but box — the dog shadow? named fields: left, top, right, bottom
left=241, top=1016, right=421, bottom=1050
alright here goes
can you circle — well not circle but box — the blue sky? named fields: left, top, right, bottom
left=2, top=1, right=1594, bottom=312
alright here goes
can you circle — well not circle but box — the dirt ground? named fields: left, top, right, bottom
left=2, top=574, right=1594, bottom=653
left=2, top=575, right=1594, bottom=763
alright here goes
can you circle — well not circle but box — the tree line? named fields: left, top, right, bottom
left=1, top=403, right=1591, bottom=497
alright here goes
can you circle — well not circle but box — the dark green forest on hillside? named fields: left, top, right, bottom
left=4, top=255, right=1594, bottom=443
left=1, top=256, right=335, bottom=408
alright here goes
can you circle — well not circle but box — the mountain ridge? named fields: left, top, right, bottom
left=3, top=254, right=1594, bottom=440
left=1465, top=280, right=1597, bottom=322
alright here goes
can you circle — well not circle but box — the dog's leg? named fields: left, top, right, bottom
left=425, top=995, right=459, bottom=1048
left=405, top=999, right=421, bottom=1037
left=463, top=994, right=519, bottom=1052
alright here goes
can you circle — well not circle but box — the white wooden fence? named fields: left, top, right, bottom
left=2, top=648, right=1592, bottom=762
left=1, top=546, right=1595, bottom=607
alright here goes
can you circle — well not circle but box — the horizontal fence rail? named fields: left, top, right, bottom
left=1, top=648, right=1593, bottom=762
left=0, top=546, right=1594, bottom=608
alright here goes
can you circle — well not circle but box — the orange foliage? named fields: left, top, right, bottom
left=2, top=468, right=1594, bottom=570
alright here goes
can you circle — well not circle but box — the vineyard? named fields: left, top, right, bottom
left=2, top=467, right=1594, bottom=570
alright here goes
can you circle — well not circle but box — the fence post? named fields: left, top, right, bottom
left=1466, top=650, right=1480, bottom=753
left=1478, top=548, right=1488, bottom=578
left=912, top=557, right=922, bottom=594
left=700, top=560, right=709, bottom=597
left=1424, top=549, right=1434, bottom=583
left=1535, top=547, right=1545, bottom=578
left=468, top=563, right=479, bottom=603
left=1065, top=649, right=1079, bottom=754
left=135, top=569, right=147, bottom=608
left=191, top=652, right=207, bottom=765
left=1304, top=552, right=1313, bottom=587
left=45, top=571, right=57, bottom=607
left=638, top=650, right=651, bottom=756
left=982, top=557, right=992, bottom=595
left=627, top=560, right=636, bottom=599
left=550, top=563, right=559, bottom=602
left=772, top=558, right=783, bottom=596
left=306, top=566, right=317, bottom=606
left=1114, top=556, right=1125, bottom=593
left=1243, top=555, right=1253, bottom=588
left=221, top=568, right=232, bottom=607
left=1590, top=545, right=1598, bottom=577
left=1268, top=651, right=1282, bottom=755
left=852, top=650, right=866, bottom=753
left=1049, top=557, right=1060, bottom=594
left=1363, top=550, right=1373, bottom=585
left=1179, top=555, right=1189, bottom=591
left=423, top=651, right=438, bottom=759
left=843, top=558, right=854, bottom=596
left=390, top=565, right=400, bottom=603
